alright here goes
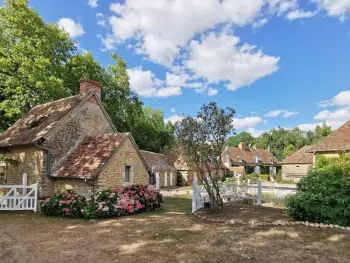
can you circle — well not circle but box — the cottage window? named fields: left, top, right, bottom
left=125, top=165, right=131, bottom=183
left=0, top=166, right=6, bottom=184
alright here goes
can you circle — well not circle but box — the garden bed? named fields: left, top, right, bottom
left=196, top=203, right=293, bottom=224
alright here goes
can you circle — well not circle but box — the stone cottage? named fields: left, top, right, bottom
left=140, top=150, right=177, bottom=188
left=221, top=142, right=280, bottom=175
left=282, top=145, right=315, bottom=182
left=0, top=79, right=150, bottom=197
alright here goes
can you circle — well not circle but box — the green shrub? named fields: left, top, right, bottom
left=259, top=174, right=269, bottom=181
left=40, top=189, right=86, bottom=218
left=285, top=156, right=350, bottom=226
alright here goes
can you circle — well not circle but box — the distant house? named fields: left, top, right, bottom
left=222, top=142, right=280, bottom=175
left=311, top=120, right=350, bottom=158
left=282, top=145, right=315, bottom=182
left=140, top=150, right=177, bottom=188
left=0, top=79, right=150, bottom=197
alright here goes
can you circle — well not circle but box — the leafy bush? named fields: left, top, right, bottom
left=259, top=174, right=269, bottom=181
left=285, top=155, right=350, bottom=226
left=41, top=184, right=164, bottom=219
left=40, top=189, right=86, bottom=218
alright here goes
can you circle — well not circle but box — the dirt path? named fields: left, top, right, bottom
left=0, top=197, right=349, bottom=263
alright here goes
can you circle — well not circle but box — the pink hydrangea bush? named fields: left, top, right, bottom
left=40, top=189, right=86, bottom=218
left=41, top=185, right=163, bottom=219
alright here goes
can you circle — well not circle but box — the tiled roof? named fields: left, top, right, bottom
left=140, top=150, right=176, bottom=172
left=0, top=95, right=85, bottom=147
left=225, top=147, right=280, bottom=164
left=52, top=133, right=128, bottom=178
left=282, top=145, right=315, bottom=164
left=312, top=120, right=350, bottom=152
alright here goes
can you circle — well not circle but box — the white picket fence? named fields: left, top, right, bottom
left=192, top=177, right=297, bottom=213
left=0, top=183, right=38, bottom=212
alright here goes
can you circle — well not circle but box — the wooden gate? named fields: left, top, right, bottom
left=0, top=184, right=38, bottom=212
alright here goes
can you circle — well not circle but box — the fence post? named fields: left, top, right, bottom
left=192, top=175, right=198, bottom=213
left=156, top=173, right=160, bottom=190
left=257, top=179, right=262, bottom=206
left=274, top=182, right=277, bottom=198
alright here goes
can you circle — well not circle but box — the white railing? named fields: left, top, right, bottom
left=0, top=183, right=38, bottom=212
left=192, top=177, right=297, bottom=213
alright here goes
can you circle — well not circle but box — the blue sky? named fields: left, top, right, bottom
left=27, top=0, right=350, bottom=136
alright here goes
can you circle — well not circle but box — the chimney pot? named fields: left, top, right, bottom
left=238, top=142, right=245, bottom=151
left=80, top=79, right=102, bottom=97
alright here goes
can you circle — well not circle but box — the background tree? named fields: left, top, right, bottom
left=175, top=102, right=235, bottom=213
left=0, top=0, right=75, bottom=131
left=306, top=123, right=332, bottom=145
left=225, top=131, right=254, bottom=147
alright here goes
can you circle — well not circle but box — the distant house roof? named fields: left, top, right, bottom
left=52, top=133, right=129, bottom=179
left=225, top=147, right=280, bottom=165
left=140, top=150, right=176, bottom=172
left=0, top=95, right=85, bottom=148
left=311, top=121, right=350, bottom=152
left=283, top=145, right=315, bottom=164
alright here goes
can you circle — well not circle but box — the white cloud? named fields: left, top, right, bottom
left=233, top=117, right=266, bottom=129
left=127, top=67, right=182, bottom=98
left=207, top=87, right=219, bottom=96
left=265, top=110, right=299, bottom=117
left=319, top=90, right=350, bottom=107
left=88, top=0, right=98, bottom=8
left=314, top=106, right=350, bottom=129
left=246, top=127, right=265, bottom=137
left=286, top=9, right=316, bottom=20
left=166, top=72, right=190, bottom=87
left=165, top=115, right=184, bottom=124
left=252, top=18, right=268, bottom=28
left=170, top=108, right=176, bottom=113
left=185, top=32, right=279, bottom=91
left=96, top=13, right=107, bottom=27
left=298, top=122, right=323, bottom=132
left=315, top=0, right=350, bottom=20
left=57, top=18, right=84, bottom=37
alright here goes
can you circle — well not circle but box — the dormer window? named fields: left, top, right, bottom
left=25, top=114, right=50, bottom=128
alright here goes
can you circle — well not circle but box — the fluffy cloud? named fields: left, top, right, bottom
left=233, top=117, right=266, bottom=130
left=57, top=18, right=84, bottom=37
left=170, top=108, right=176, bottom=113
left=297, top=122, right=323, bottom=132
left=185, top=32, right=279, bottom=91
left=207, top=87, right=219, bottom=96
left=127, top=67, right=182, bottom=98
left=165, top=115, right=183, bottom=124
left=265, top=110, right=299, bottom=117
left=88, top=0, right=98, bottom=8
left=268, top=0, right=315, bottom=20
left=319, top=90, right=350, bottom=107
left=286, top=10, right=316, bottom=20
left=246, top=127, right=266, bottom=137
left=166, top=72, right=190, bottom=87
left=315, top=0, right=350, bottom=20
left=314, top=107, right=350, bottom=128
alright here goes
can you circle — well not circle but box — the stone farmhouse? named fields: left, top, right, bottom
left=0, top=80, right=150, bottom=198
left=222, top=142, right=280, bottom=175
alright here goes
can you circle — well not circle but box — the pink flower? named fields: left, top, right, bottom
left=102, top=207, right=109, bottom=212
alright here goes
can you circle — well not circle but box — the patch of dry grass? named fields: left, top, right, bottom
left=0, top=197, right=349, bottom=263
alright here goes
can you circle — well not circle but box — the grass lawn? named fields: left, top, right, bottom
left=1, top=196, right=349, bottom=263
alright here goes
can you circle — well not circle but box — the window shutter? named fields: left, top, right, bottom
left=130, top=166, right=134, bottom=183
left=122, top=170, right=126, bottom=183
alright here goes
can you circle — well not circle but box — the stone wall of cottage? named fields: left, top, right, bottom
left=53, top=178, right=93, bottom=197
left=96, top=137, right=149, bottom=189
left=43, top=99, right=114, bottom=171
left=2, top=146, right=52, bottom=197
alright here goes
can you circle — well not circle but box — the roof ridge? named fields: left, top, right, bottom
left=140, top=149, right=167, bottom=156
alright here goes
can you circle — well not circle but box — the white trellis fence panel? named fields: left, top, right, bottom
left=0, top=183, right=38, bottom=212
left=192, top=177, right=297, bottom=213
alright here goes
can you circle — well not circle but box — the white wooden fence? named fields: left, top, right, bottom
left=0, top=183, right=38, bottom=212
left=192, top=177, right=297, bottom=213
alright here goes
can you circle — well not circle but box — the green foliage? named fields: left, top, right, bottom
left=259, top=174, right=270, bottom=181
left=306, top=123, right=332, bottom=145
left=225, top=132, right=254, bottom=147
left=0, top=0, right=75, bottom=131
left=285, top=155, right=350, bottom=226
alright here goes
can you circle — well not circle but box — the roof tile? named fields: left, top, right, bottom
left=283, top=145, right=315, bottom=164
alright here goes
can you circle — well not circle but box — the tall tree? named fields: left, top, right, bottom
left=0, top=0, right=75, bottom=131
left=306, top=123, right=332, bottom=145
left=225, top=132, right=254, bottom=147
left=175, top=102, right=235, bottom=212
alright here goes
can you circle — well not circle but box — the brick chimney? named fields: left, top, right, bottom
left=80, top=79, right=102, bottom=97
left=238, top=142, right=245, bottom=151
